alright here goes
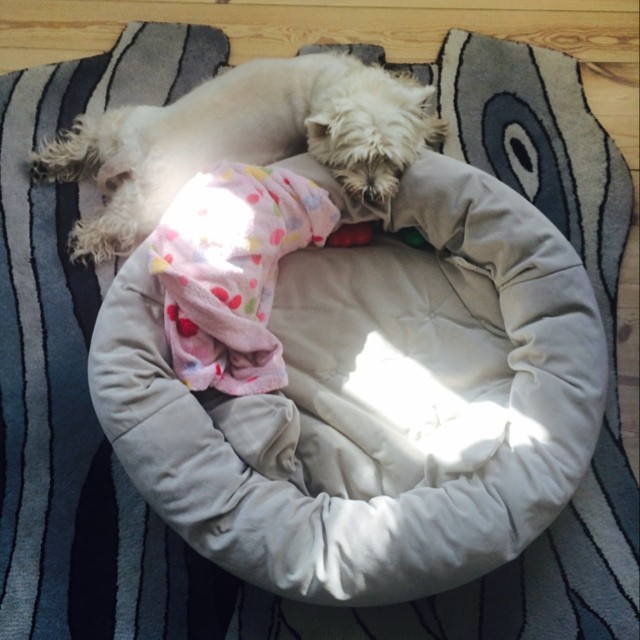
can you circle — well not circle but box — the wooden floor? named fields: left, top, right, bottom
left=1, top=0, right=638, bottom=479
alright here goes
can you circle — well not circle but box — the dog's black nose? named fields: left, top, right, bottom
left=363, top=187, right=378, bottom=202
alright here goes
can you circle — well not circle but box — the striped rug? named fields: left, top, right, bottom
left=0, top=22, right=637, bottom=639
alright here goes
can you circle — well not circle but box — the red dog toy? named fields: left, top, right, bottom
left=326, top=222, right=374, bottom=248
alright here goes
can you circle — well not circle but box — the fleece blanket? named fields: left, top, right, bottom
left=0, top=22, right=637, bottom=640
left=147, top=161, right=340, bottom=395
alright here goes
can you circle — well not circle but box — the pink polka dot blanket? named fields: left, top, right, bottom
left=146, top=161, right=341, bottom=395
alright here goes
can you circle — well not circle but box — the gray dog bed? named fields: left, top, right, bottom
left=89, top=150, right=607, bottom=605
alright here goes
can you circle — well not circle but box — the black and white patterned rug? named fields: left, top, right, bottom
left=0, top=22, right=636, bottom=639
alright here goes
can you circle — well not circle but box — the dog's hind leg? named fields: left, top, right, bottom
left=30, top=114, right=103, bottom=184
left=68, top=214, right=139, bottom=264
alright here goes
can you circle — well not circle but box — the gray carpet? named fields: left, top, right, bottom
left=0, top=22, right=637, bottom=639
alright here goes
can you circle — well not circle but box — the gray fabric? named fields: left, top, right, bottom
left=89, top=149, right=607, bottom=605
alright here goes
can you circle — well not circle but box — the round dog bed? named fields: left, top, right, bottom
left=88, top=150, right=607, bottom=606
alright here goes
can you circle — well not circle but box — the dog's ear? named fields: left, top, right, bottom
left=305, top=115, right=332, bottom=140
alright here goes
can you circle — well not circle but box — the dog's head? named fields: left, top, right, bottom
left=305, top=69, right=445, bottom=203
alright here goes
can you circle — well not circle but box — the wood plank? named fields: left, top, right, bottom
left=0, top=24, right=123, bottom=73
left=583, top=60, right=639, bottom=86
left=1, top=2, right=638, bottom=65
left=127, top=0, right=640, bottom=11
left=581, top=63, right=639, bottom=116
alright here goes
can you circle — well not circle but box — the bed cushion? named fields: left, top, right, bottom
left=88, top=149, right=607, bottom=605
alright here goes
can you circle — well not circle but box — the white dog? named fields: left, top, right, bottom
left=31, top=52, right=446, bottom=262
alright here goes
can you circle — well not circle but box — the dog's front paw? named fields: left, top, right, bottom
left=29, top=153, right=69, bottom=184
left=28, top=151, right=85, bottom=184
left=29, top=155, right=55, bottom=183
left=29, top=115, right=99, bottom=184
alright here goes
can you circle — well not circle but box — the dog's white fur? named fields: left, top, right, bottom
left=31, top=53, right=446, bottom=263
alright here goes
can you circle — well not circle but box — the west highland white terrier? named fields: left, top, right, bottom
left=30, top=52, right=446, bottom=263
